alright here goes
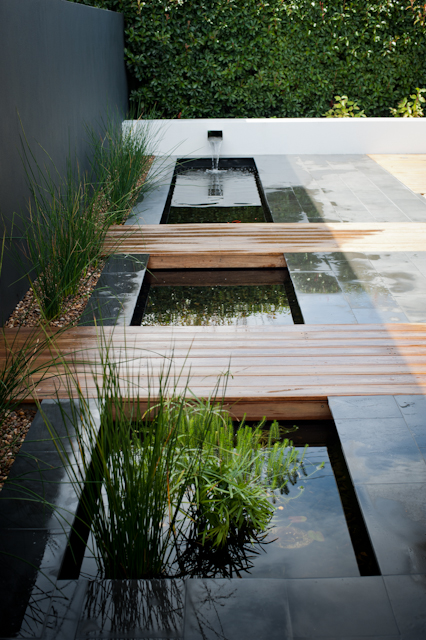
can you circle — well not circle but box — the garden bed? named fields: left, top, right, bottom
left=5, top=263, right=104, bottom=329
left=0, top=405, right=36, bottom=490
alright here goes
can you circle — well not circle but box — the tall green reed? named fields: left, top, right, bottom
left=37, top=326, right=311, bottom=579
left=10, top=135, right=113, bottom=320
left=0, top=242, right=66, bottom=439
left=86, top=113, right=159, bottom=225
left=38, top=329, right=212, bottom=579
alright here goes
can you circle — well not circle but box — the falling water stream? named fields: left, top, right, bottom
left=208, top=135, right=223, bottom=171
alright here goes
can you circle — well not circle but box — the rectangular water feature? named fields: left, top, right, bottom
left=161, top=158, right=273, bottom=224
left=69, top=420, right=378, bottom=582
left=133, top=268, right=295, bottom=326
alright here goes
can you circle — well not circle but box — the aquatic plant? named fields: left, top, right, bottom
left=175, top=416, right=308, bottom=548
left=36, top=327, right=309, bottom=579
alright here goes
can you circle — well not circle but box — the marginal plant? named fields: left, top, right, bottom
left=87, top=113, right=159, bottom=224
left=11, top=134, right=113, bottom=320
left=323, top=95, right=366, bottom=118
left=0, top=240, right=60, bottom=426
left=390, top=87, right=426, bottom=117
left=35, top=327, right=313, bottom=579
left=175, top=414, right=308, bottom=549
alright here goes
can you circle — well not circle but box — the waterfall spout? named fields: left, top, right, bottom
left=208, top=130, right=223, bottom=171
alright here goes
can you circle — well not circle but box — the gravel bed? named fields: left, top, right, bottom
left=5, top=262, right=105, bottom=329
left=0, top=406, right=37, bottom=491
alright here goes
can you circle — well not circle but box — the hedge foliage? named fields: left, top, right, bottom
left=71, top=0, right=426, bottom=117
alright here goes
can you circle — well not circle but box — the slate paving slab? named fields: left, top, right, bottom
left=79, top=254, right=148, bottom=326
left=286, top=250, right=426, bottom=324
left=355, top=483, right=426, bottom=576
left=184, top=579, right=292, bottom=640
left=329, top=396, right=426, bottom=578
left=384, top=574, right=426, bottom=639
left=286, top=577, right=399, bottom=638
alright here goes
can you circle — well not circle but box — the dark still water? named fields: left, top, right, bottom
left=166, top=168, right=267, bottom=224
left=243, top=447, right=360, bottom=579
left=140, top=269, right=293, bottom=326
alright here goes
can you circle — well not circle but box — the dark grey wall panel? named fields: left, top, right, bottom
left=0, top=0, right=127, bottom=322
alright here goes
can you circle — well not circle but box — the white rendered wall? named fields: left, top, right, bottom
left=125, top=118, right=426, bottom=156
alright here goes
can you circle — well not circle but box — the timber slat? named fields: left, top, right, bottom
left=3, top=324, right=426, bottom=418
left=104, top=222, right=426, bottom=267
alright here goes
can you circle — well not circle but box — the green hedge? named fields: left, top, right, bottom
left=71, top=0, right=426, bottom=117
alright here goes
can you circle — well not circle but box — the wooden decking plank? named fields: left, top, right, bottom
left=104, top=222, right=426, bottom=263
left=3, top=324, right=426, bottom=420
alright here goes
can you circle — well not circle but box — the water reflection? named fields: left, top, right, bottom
left=207, top=170, right=224, bottom=200
left=79, top=579, right=184, bottom=637
left=172, top=169, right=261, bottom=208
left=141, top=283, right=293, bottom=326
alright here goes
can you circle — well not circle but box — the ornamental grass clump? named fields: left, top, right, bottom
left=38, top=329, right=311, bottom=579
left=87, top=114, right=158, bottom=224
left=0, top=239, right=62, bottom=427
left=11, top=137, right=113, bottom=321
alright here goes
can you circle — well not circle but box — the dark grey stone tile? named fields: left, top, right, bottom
left=93, top=271, right=145, bottom=298
left=366, top=204, right=408, bottom=220
left=392, top=294, right=426, bottom=323
left=329, top=396, right=402, bottom=420
left=340, top=282, right=383, bottom=309
left=332, top=264, right=382, bottom=284
left=352, top=307, right=409, bottom=324
left=79, top=254, right=148, bottom=326
left=355, top=483, right=426, bottom=575
left=405, top=252, right=426, bottom=277
left=366, top=253, right=411, bottom=268
left=380, top=270, right=426, bottom=297
left=184, top=579, right=291, bottom=640
left=287, top=577, right=398, bottom=637
left=101, top=254, right=148, bottom=274
left=0, top=530, right=66, bottom=638
left=390, top=198, right=426, bottom=213
left=79, top=293, right=137, bottom=326
left=384, top=574, right=426, bottom=639
left=19, top=400, right=78, bottom=455
left=296, top=293, right=358, bottom=324
left=75, top=580, right=185, bottom=639
left=44, top=580, right=88, bottom=640
left=395, top=396, right=426, bottom=448
left=334, top=417, right=426, bottom=484
left=292, top=185, right=317, bottom=205
left=0, top=451, right=78, bottom=530
left=293, top=637, right=399, bottom=640
left=328, top=257, right=378, bottom=283
left=285, top=253, right=332, bottom=272
left=291, top=272, right=342, bottom=294
left=406, top=210, right=426, bottom=222
left=338, top=211, right=376, bottom=222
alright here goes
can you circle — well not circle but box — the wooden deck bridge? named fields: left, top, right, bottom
left=105, top=222, right=426, bottom=268
left=4, top=152, right=426, bottom=420
left=4, top=323, right=426, bottom=420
